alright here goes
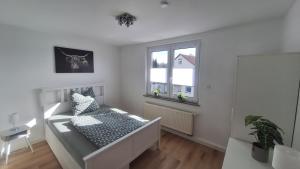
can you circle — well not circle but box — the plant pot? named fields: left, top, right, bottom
left=251, top=142, right=269, bottom=163
left=178, top=97, right=185, bottom=102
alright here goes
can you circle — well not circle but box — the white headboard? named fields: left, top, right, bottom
left=41, top=83, right=104, bottom=118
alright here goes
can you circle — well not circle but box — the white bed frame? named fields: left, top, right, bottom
left=40, top=83, right=161, bottom=169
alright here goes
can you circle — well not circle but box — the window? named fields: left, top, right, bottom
left=178, top=58, right=182, bottom=64
left=146, top=40, right=200, bottom=103
left=185, top=86, right=192, bottom=93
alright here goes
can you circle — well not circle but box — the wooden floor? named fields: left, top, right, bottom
left=0, top=141, right=61, bottom=169
left=131, top=132, right=224, bottom=169
left=0, top=132, right=224, bottom=169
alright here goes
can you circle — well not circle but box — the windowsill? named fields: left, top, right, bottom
left=143, top=94, right=200, bottom=107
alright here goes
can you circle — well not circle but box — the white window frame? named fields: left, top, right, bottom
left=146, top=40, right=201, bottom=103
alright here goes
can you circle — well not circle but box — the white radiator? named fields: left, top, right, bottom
left=144, top=102, right=194, bottom=135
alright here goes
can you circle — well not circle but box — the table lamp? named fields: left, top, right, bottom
left=272, top=145, right=300, bottom=169
left=8, top=112, right=20, bottom=131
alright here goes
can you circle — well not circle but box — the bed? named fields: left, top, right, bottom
left=40, top=83, right=161, bottom=169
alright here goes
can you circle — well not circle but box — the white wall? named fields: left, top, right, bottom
left=120, top=19, right=283, bottom=150
left=0, top=23, right=121, bottom=148
left=283, top=0, right=300, bottom=52
left=283, top=0, right=300, bottom=150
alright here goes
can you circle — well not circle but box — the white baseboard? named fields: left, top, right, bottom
left=195, top=137, right=226, bottom=152
left=161, top=127, right=226, bottom=152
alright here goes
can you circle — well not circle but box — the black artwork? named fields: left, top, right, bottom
left=54, top=46, right=94, bottom=73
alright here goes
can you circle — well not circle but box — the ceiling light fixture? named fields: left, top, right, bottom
left=160, top=0, right=169, bottom=8
left=115, top=12, right=137, bottom=27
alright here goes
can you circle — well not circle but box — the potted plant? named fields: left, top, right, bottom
left=245, top=115, right=284, bottom=162
left=153, top=88, right=160, bottom=97
left=177, top=92, right=186, bottom=102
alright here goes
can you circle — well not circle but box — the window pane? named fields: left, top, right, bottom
left=150, top=51, right=168, bottom=83
left=151, top=82, right=168, bottom=95
left=172, top=48, right=196, bottom=97
left=150, top=51, right=168, bottom=95
left=173, top=85, right=195, bottom=97
left=150, top=68, right=167, bottom=83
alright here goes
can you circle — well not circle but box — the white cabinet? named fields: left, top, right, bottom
left=232, top=53, right=300, bottom=146
left=293, top=89, right=300, bottom=151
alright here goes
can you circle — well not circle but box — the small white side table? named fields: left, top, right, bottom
left=0, top=125, right=33, bottom=164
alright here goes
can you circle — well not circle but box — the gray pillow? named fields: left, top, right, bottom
left=70, top=87, right=96, bottom=98
left=82, top=87, right=96, bottom=98
left=71, top=92, right=99, bottom=116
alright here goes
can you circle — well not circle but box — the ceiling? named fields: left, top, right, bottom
left=0, top=0, right=294, bottom=46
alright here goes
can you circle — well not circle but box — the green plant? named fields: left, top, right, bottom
left=245, top=115, right=284, bottom=150
left=177, top=92, right=186, bottom=102
left=153, top=88, right=160, bottom=97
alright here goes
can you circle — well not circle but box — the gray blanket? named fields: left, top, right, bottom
left=71, top=106, right=147, bottom=148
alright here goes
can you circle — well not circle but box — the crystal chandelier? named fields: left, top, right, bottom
left=115, top=13, right=137, bottom=27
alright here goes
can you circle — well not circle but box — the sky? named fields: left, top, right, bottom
left=151, top=48, right=196, bottom=64
left=152, top=51, right=168, bottom=64
left=174, top=48, right=196, bottom=58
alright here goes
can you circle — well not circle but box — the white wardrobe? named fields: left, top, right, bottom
left=231, top=53, right=300, bottom=150
left=294, top=89, right=300, bottom=150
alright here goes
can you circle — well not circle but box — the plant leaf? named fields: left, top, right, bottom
left=245, top=115, right=262, bottom=126
left=245, top=115, right=284, bottom=149
left=260, top=119, right=284, bottom=134
left=249, top=131, right=257, bottom=135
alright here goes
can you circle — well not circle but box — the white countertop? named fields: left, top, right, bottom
left=0, top=125, right=29, bottom=137
left=222, top=137, right=273, bottom=169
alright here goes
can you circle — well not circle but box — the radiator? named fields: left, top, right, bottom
left=144, top=102, right=194, bottom=135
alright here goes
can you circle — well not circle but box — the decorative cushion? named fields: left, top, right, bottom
left=70, top=89, right=80, bottom=113
left=71, top=92, right=99, bottom=116
left=70, top=87, right=96, bottom=98
left=70, top=88, right=81, bottom=95
left=82, top=87, right=96, bottom=98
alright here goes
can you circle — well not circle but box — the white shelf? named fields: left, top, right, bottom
left=222, top=138, right=273, bottom=169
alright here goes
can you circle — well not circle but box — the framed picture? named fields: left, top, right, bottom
left=54, top=46, right=94, bottom=73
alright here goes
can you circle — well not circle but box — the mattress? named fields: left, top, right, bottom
left=46, top=111, right=97, bottom=168
left=71, top=108, right=147, bottom=149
